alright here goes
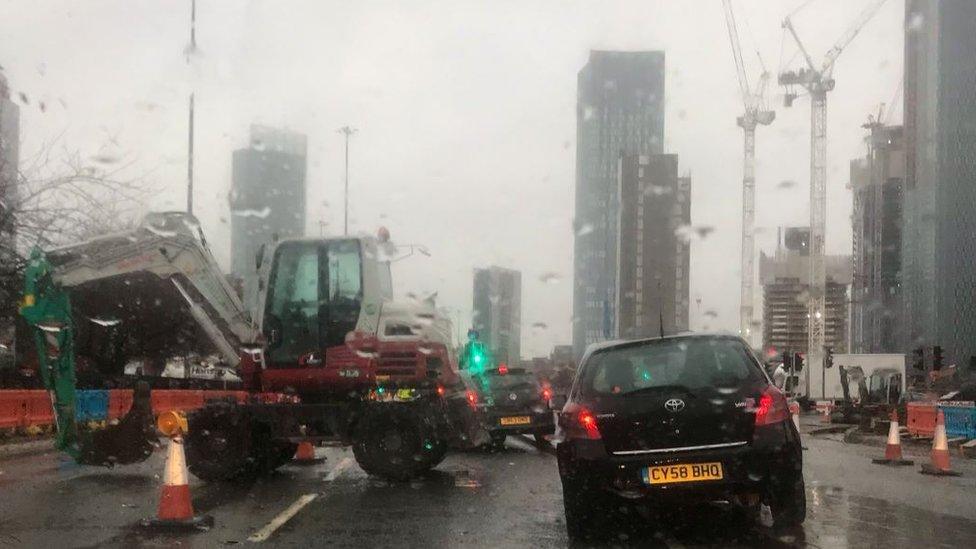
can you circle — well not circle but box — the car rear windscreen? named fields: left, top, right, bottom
left=581, top=338, right=764, bottom=396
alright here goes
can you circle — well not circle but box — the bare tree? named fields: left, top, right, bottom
left=0, top=133, right=155, bottom=323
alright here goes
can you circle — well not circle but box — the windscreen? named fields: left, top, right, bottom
left=581, top=337, right=763, bottom=396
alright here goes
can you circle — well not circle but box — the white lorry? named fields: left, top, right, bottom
left=799, top=353, right=906, bottom=405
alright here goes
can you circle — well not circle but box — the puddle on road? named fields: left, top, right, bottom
left=806, top=484, right=976, bottom=548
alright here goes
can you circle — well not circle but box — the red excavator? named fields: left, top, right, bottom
left=24, top=212, right=486, bottom=480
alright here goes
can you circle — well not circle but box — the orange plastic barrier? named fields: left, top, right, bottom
left=202, top=390, right=248, bottom=404
left=907, top=401, right=938, bottom=438
left=24, top=391, right=55, bottom=426
left=1, top=389, right=245, bottom=430
left=151, top=390, right=205, bottom=414
left=109, top=390, right=134, bottom=420
left=0, top=391, right=28, bottom=428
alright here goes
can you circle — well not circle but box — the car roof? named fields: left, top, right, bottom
left=582, top=331, right=747, bottom=356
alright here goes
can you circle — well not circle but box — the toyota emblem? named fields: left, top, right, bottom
left=509, top=392, right=518, bottom=401
left=664, top=398, right=685, bottom=412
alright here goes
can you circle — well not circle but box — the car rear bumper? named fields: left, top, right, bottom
left=486, top=408, right=556, bottom=435
left=556, top=422, right=801, bottom=502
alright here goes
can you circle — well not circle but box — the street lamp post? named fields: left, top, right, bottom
left=186, top=0, right=196, bottom=215
left=337, top=126, right=357, bottom=235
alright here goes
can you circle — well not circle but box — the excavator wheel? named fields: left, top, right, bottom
left=185, top=403, right=256, bottom=482
left=352, top=403, right=437, bottom=481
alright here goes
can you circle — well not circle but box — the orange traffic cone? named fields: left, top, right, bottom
left=141, top=414, right=213, bottom=531
left=819, top=402, right=832, bottom=424
left=920, top=410, right=961, bottom=476
left=292, top=440, right=324, bottom=465
left=872, top=408, right=913, bottom=466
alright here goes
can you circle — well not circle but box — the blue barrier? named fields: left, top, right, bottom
left=938, top=404, right=976, bottom=439
left=76, top=390, right=109, bottom=422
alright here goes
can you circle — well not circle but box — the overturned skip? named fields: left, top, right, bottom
left=248, top=493, right=318, bottom=543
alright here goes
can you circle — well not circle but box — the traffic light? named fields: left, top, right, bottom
left=469, top=343, right=487, bottom=370
left=824, top=347, right=834, bottom=369
left=933, top=346, right=944, bottom=371
left=794, top=352, right=804, bottom=372
left=912, top=347, right=925, bottom=371
left=462, top=337, right=489, bottom=374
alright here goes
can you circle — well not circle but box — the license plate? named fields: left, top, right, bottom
left=499, top=416, right=531, bottom=426
left=643, top=462, right=723, bottom=485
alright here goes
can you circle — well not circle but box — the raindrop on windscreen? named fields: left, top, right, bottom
left=90, top=153, right=121, bottom=165
left=145, top=224, right=177, bottom=238
left=582, top=105, right=595, bottom=120
left=694, top=226, right=715, bottom=239
left=704, top=310, right=718, bottom=318
left=232, top=206, right=271, bottom=219
left=907, top=12, right=924, bottom=32
left=251, top=138, right=266, bottom=151
left=531, top=322, right=548, bottom=330
left=643, top=184, right=672, bottom=196
left=89, top=317, right=121, bottom=327
left=575, top=222, right=594, bottom=237
left=777, top=180, right=797, bottom=190
left=182, top=217, right=201, bottom=232
left=17, top=91, right=29, bottom=105
left=538, top=272, right=561, bottom=284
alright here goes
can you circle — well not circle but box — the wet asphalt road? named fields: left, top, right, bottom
left=2, top=431, right=976, bottom=548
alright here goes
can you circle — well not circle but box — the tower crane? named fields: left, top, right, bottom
left=778, top=0, right=889, bottom=382
left=723, top=0, right=775, bottom=346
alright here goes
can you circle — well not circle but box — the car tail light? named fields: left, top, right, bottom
left=578, top=408, right=601, bottom=439
left=560, top=403, right=602, bottom=440
left=466, top=389, right=478, bottom=407
left=497, top=364, right=508, bottom=375
left=755, top=386, right=789, bottom=426
left=576, top=408, right=601, bottom=439
left=436, top=384, right=446, bottom=397
left=541, top=387, right=553, bottom=402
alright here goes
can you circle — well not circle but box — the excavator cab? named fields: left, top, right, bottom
left=259, top=237, right=390, bottom=369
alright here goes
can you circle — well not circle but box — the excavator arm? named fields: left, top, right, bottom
left=20, top=247, right=156, bottom=465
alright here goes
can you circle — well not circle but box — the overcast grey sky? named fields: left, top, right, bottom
left=0, top=0, right=904, bottom=357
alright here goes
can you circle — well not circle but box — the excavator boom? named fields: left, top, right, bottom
left=20, top=248, right=156, bottom=465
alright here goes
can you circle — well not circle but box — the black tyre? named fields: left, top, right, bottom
left=185, top=405, right=254, bottom=482
left=352, top=404, right=434, bottom=481
left=561, top=475, right=607, bottom=541
left=423, top=438, right=449, bottom=468
left=769, top=476, right=807, bottom=529
left=489, top=431, right=507, bottom=448
left=273, top=440, right=299, bottom=469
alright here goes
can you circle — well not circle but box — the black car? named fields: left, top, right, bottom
left=553, top=334, right=805, bottom=539
left=461, top=364, right=556, bottom=446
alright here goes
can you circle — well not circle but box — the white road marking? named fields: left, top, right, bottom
left=248, top=493, right=317, bottom=543
left=324, top=456, right=354, bottom=481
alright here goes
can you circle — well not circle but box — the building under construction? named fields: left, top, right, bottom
left=850, top=124, right=904, bottom=354
left=760, top=228, right=852, bottom=354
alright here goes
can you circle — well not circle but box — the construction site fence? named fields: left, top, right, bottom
left=0, top=389, right=248, bottom=430
left=906, top=401, right=976, bottom=439
left=939, top=403, right=976, bottom=439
